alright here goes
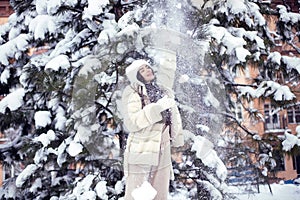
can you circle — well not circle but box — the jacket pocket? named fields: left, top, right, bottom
left=129, top=137, right=160, bottom=153
left=127, top=151, right=160, bottom=166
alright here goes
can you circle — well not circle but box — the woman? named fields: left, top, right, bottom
left=121, top=55, right=184, bottom=200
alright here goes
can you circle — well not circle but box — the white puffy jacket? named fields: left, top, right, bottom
left=121, top=50, right=184, bottom=169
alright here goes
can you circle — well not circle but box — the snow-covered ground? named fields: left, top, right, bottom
left=232, top=183, right=300, bottom=200
left=167, top=183, right=300, bottom=200
left=231, top=184, right=300, bottom=200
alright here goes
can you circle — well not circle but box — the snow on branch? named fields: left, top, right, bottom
left=0, top=67, right=10, bottom=84
left=228, top=28, right=265, bottom=49
left=33, top=130, right=56, bottom=147
left=50, top=29, right=92, bottom=58
left=29, top=15, right=56, bottom=40
left=0, top=88, right=25, bottom=113
left=191, top=135, right=227, bottom=181
left=281, top=56, right=300, bottom=74
left=0, top=128, right=22, bottom=153
left=0, top=34, right=30, bottom=65
left=208, top=24, right=251, bottom=63
left=16, top=164, right=39, bottom=187
left=69, top=174, right=97, bottom=199
left=34, top=111, right=52, bottom=128
left=248, top=1, right=266, bottom=26
left=45, top=54, right=71, bottom=71
left=45, top=0, right=79, bottom=15
left=227, top=0, right=248, bottom=15
left=267, top=51, right=281, bottom=65
left=277, top=5, right=300, bottom=24
left=268, top=52, right=300, bottom=74
left=83, top=0, right=109, bottom=20
left=238, top=81, right=296, bottom=101
left=67, top=141, right=83, bottom=157
left=95, top=181, right=108, bottom=199
left=220, top=0, right=266, bottom=27
left=281, top=131, right=300, bottom=151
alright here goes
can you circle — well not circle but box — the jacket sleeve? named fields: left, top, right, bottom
left=122, top=88, right=163, bottom=133
left=170, top=106, right=185, bottom=147
left=156, top=50, right=177, bottom=89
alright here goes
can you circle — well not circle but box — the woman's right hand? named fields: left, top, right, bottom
left=156, top=96, right=176, bottom=111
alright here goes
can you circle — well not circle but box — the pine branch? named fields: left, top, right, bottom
left=287, top=40, right=300, bottom=54
left=0, top=130, right=22, bottom=153
left=222, top=112, right=255, bottom=136
left=227, top=83, right=259, bottom=88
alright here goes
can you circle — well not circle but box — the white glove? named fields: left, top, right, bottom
left=159, top=51, right=176, bottom=70
left=156, top=96, right=176, bottom=111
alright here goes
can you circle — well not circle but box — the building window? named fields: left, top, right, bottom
left=272, top=149, right=285, bottom=171
left=287, top=105, right=300, bottom=124
left=236, top=104, right=243, bottom=121
left=0, top=1, right=13, bottom=17
left=232, top=103, right=243, bottom=122
left=264, top=104, right=280, bottom=130
left=2, top=162, right=23, bottom=182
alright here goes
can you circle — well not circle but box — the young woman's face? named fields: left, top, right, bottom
left=138, top=64, right=155, bottom=83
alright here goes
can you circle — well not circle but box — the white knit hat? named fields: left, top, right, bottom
left=126, top=59, right=150, bottom=85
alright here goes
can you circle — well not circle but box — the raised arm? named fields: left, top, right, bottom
left=156, top=49, right=177, bottom=89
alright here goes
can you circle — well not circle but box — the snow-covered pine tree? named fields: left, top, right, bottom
left=191, top=0, right=300, bottom=190
left=0, top=0, right=130, bottom=199
left=0, top=0, right=230, bottom=199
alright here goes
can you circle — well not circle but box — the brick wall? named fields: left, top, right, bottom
left=0, top=1, right=13, bottom=17
left=271, top=0, right=300, bottom=13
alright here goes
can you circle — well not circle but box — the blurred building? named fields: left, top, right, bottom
left=0, top=0, right=13, bottom=24
left=271, top=0, right=300, bottom=12
left=0, top=0, right=13, bottom=187
left=228, top=0, right=300, bottom=184
left=259, top=0, right=299, bottom=181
